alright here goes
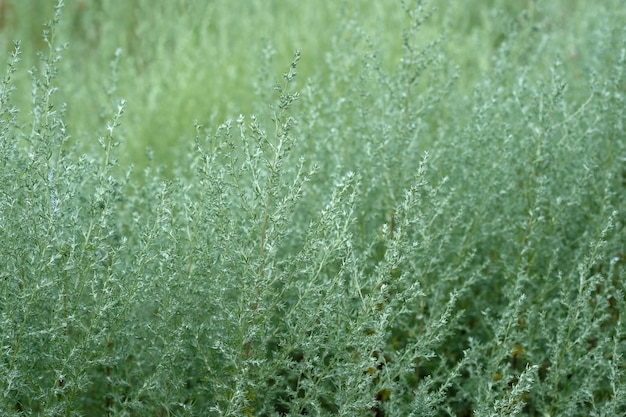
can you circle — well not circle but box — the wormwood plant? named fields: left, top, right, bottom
left=1, top=1, right=625, bottom=416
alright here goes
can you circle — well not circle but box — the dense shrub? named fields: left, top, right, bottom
left=1, top=1, right=624, bottom=415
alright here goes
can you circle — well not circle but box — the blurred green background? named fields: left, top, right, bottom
left=0, top=0, right=620, bottom=173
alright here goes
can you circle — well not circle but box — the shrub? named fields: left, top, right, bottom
left=1, top=1, right=624, bottom=416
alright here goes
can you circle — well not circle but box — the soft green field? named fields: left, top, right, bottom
left=1, top=1, right=625, bottom=416
left=1, top=0, right=609, bottom=172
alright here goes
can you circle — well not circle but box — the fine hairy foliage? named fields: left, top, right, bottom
left=1, top=1, right=625, bottom=416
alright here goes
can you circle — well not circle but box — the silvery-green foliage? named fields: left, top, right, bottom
left=0, top=1, right=624, bottom=416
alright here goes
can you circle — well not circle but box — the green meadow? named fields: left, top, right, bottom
left=2, top=0, right=601, bottom=172
left=1, top=0, right=625, bottom=415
